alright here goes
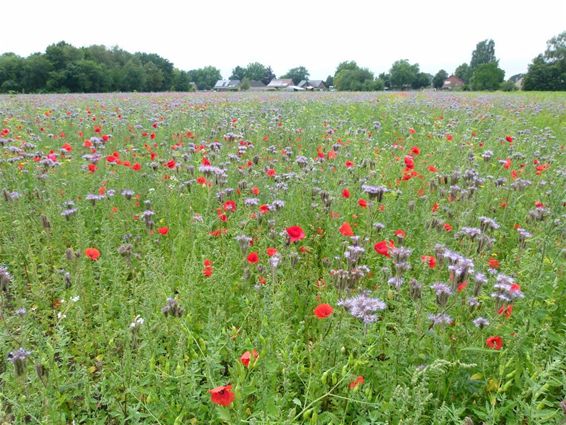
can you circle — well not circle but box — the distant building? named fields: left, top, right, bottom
left=442, top=75, right=465, bottom=90
left=298, top=80, right=327, bottom=91
left=509, top=73, right=525, bottom=90
left=267, top=79, right=294, bottom=90
left=214, top=80, right=240, bottom=91
left=248, top=80, right=267, bottom=91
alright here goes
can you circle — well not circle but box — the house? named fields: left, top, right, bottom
left=248, top=80, right=267, bottom=91
left=214, top=80, right=240, bottom=91
left=509, top=73, right=525, bottom=89
left=442, top=75, right=465, bottom=90
left=266, top=79, right=294, bottom=90
left=298, top=80, right=327, bottom=91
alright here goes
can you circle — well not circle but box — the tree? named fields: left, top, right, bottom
left=171, top=69, right=191, bottom=91
left=121, top=59, right=146, bottom=92
left=470, top=63, right=504, bottom=90
left=378, top=72, right=391, bottom=89
left=413, top=72, right=432, bottom=89
left=470, top=39, right=497, bottom=71
left=389, top=59, right=419, bottom=90
left=455, top=63, right=471, bottom=84
left=230, top=66, right=246, bottom=80
left=0, top=53, right=24, bottom=93
left=433, top=69, right=448, bottom=89
left=325, top=75, right=334, bottom=88
left=334, top=62, right=379, bottom=91
left=187, top=66, right=222, bottom=90
left=21, top=53, right=52, bottom=92
left=240, top=78, right=251, bottom=91
left=523, top=31, right=566, bottom=91
left=281, top=66, right=309, bottom=85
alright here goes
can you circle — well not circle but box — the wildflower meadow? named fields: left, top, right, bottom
left=0, top=91, right=564, bottom=424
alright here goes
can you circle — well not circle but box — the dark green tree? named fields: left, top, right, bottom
left=389, top=59, right=419, bottom=89
left=470, top=63, right=505, bottom=90
left=470, top=39, right=497, bottom=71
left=433, top=69, right=448, bottom=89
left=523, top=31, right=566, bottom=91
left=281, top=66, right=309, bottom=85
left=334, top=62, right=379, bottom=91
left=230, top=66, right=246, bottom=80
left=455, top=63, right=471, bottom=84
left=187, top=66, right=222, bottom=90
left=413, top=72, right=432, bottom=89
left=0, top=53, right=24, bottom=93
left=325, top=75, right=334, bottom=88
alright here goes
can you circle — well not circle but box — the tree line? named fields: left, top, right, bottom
left=0, top=33, right=563, bottom=93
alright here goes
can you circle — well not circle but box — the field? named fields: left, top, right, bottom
left=0, top=91, right=564, bottom=424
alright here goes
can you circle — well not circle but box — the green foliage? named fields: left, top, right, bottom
left=524, top=32, right=566, bottom=91
left=0, top=42, right=190, bottom=93
left=325, top=75, right=334, bottom=88
left=500, top=80, right=518, bottom=92
left=455, top=63, right=471, bottom=84
left=230, top=63, right=276, bottom=85
left=433, top=70, right=449, bottom=89
left=281, top=66, right=310, bottom=85
left=186, top=66, right=222, bottom=91
left=240, top=78, right=251, bottom=91
left=334, top=62, right=380, bottom=91
left=470, top=63, right=505, bottom=90
left=470, top=39, right=498, bottom=71
left=389, top=59, right=421, bottom=89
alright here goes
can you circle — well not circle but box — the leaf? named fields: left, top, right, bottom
left=292, top=398, right=302, bottom=407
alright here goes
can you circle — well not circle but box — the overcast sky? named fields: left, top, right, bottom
left=2, top=0, right=565, bottom=79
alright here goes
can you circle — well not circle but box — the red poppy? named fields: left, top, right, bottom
left=498, top=304, right=513, bottom=318
left=404, top=155, right=414, bottom=169
left=342, top=188, right=350, bottom=198
left=374, top=240, right=394, bottom=257
left=85, top=247, right=100, bottom=261
left=266, top=168, right=276, bottom=177
left=166, top=160, right=176, bottom=169
left=443, top=223, right=453, bottom=232
left=394, top=229, right=406, bottom=239
left=486, top=336, right=503, bottom=350
left=358, top=198, right=367, bottom=208
left=505, top=135, right=513, bottom=143
left=266, top=247, right=278, bottom=257
left=446, top=134, right=453, bottom=141
left=410, top=146, right=420, bottom=155
left=209, top=385, right=235, bottom=406
left=240, top=349, right=259, bottom=367
left=339, top=222, right=354, bottom=237
left=223, top=200, right=236, bottom=212
left=286, top=226, right=305, bottom=243
left=157, top=227, right=169, bottom=235
left=457, top=281, right=468, bottom=292
left=88, top=164, right=97, bottom=173
left=421, top=255, right=436, bottom=269
left=431, top=202, right=439, bottom=212
left=132, top=163, right=141, bottom=171
left=251, top=186, right=260, bottom=195
left=247, top=252, right=259, bottom=264
left=345, top=160, right=354, bottom=168
left=488, top=258, right=500, bottom=269
left=409, top=128, right=416, bottom=135
left=314, top=303, right=333, bottom=319
left=349, top=375, right=365, bottom=389
left=428, top=165, right=438, bottom=172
